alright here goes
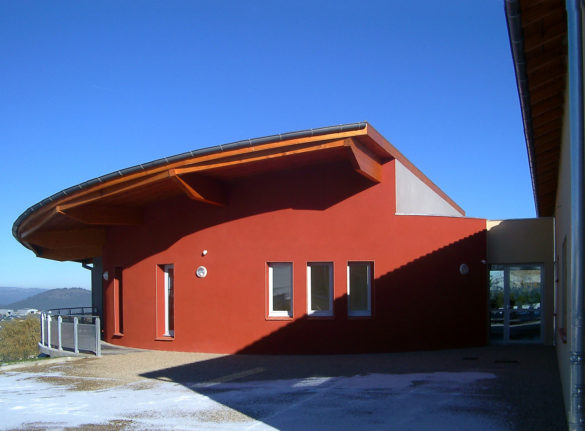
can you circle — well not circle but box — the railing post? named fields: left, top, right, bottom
left=95, top=317, right=101, bottom=356
left=73, top=317, right=79, bottom=354
left=40, top=312, right=45, bottom=346
left=47, top=315, right=52, bottom=348
left=57, top=316, right=62, bottom=351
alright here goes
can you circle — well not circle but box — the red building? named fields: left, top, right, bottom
left=13, top=122, right=488, bottom=354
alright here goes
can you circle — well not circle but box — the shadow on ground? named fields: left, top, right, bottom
left=141, top=345, right=566, bottom=431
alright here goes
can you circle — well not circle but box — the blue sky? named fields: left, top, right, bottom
left=0, top=1, right=531, bottom=289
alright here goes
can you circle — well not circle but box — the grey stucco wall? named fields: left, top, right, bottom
left=395, top=160, right=463, bottom=217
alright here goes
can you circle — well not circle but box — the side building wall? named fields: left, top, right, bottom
left=554, top=87, right=572, bottom=417
left=100, top=160, right=488, bottom=354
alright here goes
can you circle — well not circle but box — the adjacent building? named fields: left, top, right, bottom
left=505, top=0, right=584, bottom=427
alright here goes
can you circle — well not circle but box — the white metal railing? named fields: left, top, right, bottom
left=39, top=311, right=101, bottom=356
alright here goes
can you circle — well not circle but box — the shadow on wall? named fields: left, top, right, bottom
left=137, top=231, right=568, bottom=430
left=136, top=232, right=493, bottom=429
left=106, top=161, right=377, bottom=267
left=233, top=230, right=487, bottom=355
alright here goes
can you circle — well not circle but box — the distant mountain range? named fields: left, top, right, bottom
left=0, top=287, right=91, bottom=311
left=0, top=287, right=48, bottom=306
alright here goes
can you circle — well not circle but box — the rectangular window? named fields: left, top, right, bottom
left=164, top=265, right=175, bottom=337
left=113, top=267, right=124, bottom=335
left=348, top=262, right=372, bottom=316
left=307, top=262, right=333, bottom=316
left=268, top=263, right=293, bottom=317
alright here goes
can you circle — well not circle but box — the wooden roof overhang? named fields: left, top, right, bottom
left=506, top=0, right=568, bottom=216
left=13, top=122, right=464, bottom=262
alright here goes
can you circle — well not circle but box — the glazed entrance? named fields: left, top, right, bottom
left=489, top=264, right=543, bottom=343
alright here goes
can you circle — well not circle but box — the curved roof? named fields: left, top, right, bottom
left=13, top=122, right=464, bottom=261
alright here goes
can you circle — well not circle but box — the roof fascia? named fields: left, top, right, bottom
left=505, top=0, right=547, bottom=216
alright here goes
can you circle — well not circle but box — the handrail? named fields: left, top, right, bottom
left=39, top=311, right=101, bottom=356
left=46, top=306, right=97, bottom=315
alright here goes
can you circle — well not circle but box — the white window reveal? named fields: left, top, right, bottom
left=164, top=264, right=175, bottom=336
left=268, top=262, right=293, bottom=317
left=348, top=262, right=372, bottom=317
left=307, top=262, right=333, bottom=316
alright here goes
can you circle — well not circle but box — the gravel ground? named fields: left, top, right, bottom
left=0, top=344, right=568, bottom=431
left=10, top=349, right=225, bottom=390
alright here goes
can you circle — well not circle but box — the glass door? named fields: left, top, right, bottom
left=489, top=264, right=543, bottom=343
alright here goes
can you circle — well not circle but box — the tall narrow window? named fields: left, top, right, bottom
left=164, top=265, right=175, bottom=337
left=268, top=262, right=293, bottom=317
left=348, top=262, right=372, bottom=317
left=114, top=267, right=124, bottom=335
left=307, top=262, right=333, bottom=316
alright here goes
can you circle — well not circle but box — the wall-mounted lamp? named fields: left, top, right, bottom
left=103, top=271, right=109, bottom=281
left=196, top=266, right=208, bottom=278
left=459, top=264, right=469, bottom=275
left=202, top=250, right=208, bottom=256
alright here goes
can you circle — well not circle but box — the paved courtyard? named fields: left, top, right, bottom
left=0, top=345, right=566, bottom=430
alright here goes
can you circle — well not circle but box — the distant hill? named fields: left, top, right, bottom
left=3, top=288, right=91, bottom=311
left=0, top=287, right=48, bottom=307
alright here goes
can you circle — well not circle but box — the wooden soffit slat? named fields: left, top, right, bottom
left=57, top=205, right=143, bottom=226
left=523, top=21, right=566, bottom=53
left=173, top=138, right=351, bottom=176
left=36, top=244, right=104, bottom=262
left=527, top=66, right=567, bottom=90
left=57, top=171, right=171, bottom=213
left=533, top=117, right=563, bottom=137
left=23, top=227, right=105, bottom=249
left=521, top=3, right=565, bottom=27
left=531, top=96, right=565, bottom=117
left=527, top=79, right=565, bottom=105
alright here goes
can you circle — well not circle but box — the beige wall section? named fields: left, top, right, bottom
left=487, top=217, right=555, bottom=345
left=553, top=88, right=572, bottom=418
left=395, top=160, right=463, bottom=217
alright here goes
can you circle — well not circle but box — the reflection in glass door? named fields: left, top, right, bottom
left=489, top=264, right=543, bottom=343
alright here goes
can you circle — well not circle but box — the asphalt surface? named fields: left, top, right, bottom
left=1, top=344, right=567, bottom=430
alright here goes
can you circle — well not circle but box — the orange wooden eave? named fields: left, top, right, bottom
left=15, top=123, right=464, bottom=261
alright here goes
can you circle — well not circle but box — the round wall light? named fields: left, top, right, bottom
left=196, top=266, right=208, bottom=278
left=459, top=264, right=469, bottom=275
left=103, top=271, right=109, bottom=281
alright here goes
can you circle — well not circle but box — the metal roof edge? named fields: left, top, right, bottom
left=504, top=0, right=541, bottom=216
left=12, top=122, right=367, bottom=243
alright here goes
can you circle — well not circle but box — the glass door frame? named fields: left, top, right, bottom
left=489, top=263, right=544, bottom=344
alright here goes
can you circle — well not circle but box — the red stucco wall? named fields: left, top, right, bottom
left=102, top=159, right=487, bottom=354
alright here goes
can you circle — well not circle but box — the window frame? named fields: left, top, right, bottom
left=267, top=262, right=293, bottom=318
left=113, top=267, right=124, bottom=336
left=307, top=262, right=334, bottom=317
left=163, top=264, right=175, bottom=337
left=347, top=261, right=373, bottom=317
